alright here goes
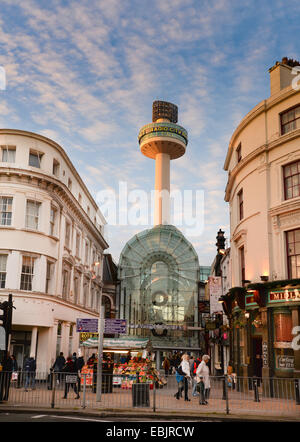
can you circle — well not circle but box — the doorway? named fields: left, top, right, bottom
left=11, top=344, right=25, bottom=370
left=252, top=337, right=263, bottom=379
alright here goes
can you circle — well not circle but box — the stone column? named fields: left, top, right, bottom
left=30, top=326, right=38, bottom=358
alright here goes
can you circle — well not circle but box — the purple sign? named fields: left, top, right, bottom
left=76, top=318, right=98, bottom=333
left=104, top=319, right=127, bottom=334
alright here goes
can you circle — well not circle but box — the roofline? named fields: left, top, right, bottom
left=0, top=128, right=104, bottom=220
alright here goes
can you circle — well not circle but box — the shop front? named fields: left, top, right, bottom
left=221, top=283, right=300, bottom=396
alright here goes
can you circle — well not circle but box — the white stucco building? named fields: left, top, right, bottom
left=0, top=129, right=109, bottom=373
left=223, top=58, right=300, bottom=380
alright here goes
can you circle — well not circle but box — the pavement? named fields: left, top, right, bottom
left=0, top=376, right=299, bottom=422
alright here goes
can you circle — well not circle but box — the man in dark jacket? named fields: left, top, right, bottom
left=52, top=352, right=65, bottom=383
left=75, top=356, right=85, bottom=392
left=24, top=356, right=36, bottom=391
left=0, top=354, right=14, bottom=401
left=62, top=357, right=79, bottom=399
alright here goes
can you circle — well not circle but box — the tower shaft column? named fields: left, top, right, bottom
left=154, top=152, right=170, bottom=226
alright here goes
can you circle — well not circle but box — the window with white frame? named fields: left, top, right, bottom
left=0, top=197, right=13, bottom=226
left=52, top=159, right=60, bottom=177
left=62, top=267, right=70, bottom=299
left=49, top=206, right=57, bottom=236
left=65, top=221, right=71, bottom=249
left=29, top=150, right=43, bottom=168
left=25, top=200, right=41, bottom=230
left=20, top=256, right=35, bottom=291
left=1, top=146, right=16, bottom=163
left=75, top=231, right=81, bottom=257
left=281, top=105, right=300, bottom=135
left=45, top=260, right=54, bottom=294
left=0, top=255, right=7, bottom=288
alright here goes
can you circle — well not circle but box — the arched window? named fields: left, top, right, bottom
left=102, top=296, right=111, bottom=319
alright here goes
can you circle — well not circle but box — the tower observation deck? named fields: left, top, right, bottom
left=138, top=101, right=188, bottom=226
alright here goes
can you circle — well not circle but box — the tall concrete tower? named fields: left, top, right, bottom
left=138, top=101, right=188, bottom=225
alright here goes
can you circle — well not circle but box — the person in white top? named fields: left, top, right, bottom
left=179, top=354, right=191, bottom=402
left=196, top=354, right=211, bottom=404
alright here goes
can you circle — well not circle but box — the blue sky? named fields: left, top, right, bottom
left=0, top=0, right=300, bottom=265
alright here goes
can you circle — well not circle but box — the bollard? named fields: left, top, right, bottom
left=222, top=376, right=227, bottom=400
left=47, top=368, right=53, bottom=390
left=16, top=368, right=22, bottom=389
left=51, top=372, right=56, bottom=409
left=222, top=376, right=230, bottom=414
left=82, top=373, right=87, bottom=409
left=153, top=380, right=156, bottom=412
left=294, top=379, right=299, bottom=405
left=253, top=377, right=260, bottom=402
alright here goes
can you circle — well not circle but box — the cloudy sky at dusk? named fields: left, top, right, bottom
left=0, top=0, right=300, bottom=266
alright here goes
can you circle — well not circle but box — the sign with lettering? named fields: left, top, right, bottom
left=269, top=289, right=300, bottom=303
left=277, top=355, right=294, bottom=369
left=262, top=342, right=268, bottom=367
left=104, top=319, right=127, bottom=334
left=208, top=276, right=222, bottom=314
left=76, top=318, right=98, bottom=333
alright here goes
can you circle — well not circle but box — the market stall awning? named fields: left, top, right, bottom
left=82, top=337, right=149, bottom=349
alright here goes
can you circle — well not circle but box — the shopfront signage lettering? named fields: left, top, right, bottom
left=262, top=342, right=268, bottom=367
left=269, top=289, right=300, bottom=302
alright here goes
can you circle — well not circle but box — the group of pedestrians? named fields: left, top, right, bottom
left=174, top=353, right=211, bottom=405
left=52, top=352, right=85, bottom=399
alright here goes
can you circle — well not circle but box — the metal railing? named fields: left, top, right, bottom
left=0, top=371, right=299, bottom=418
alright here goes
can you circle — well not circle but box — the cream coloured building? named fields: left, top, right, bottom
left=0, top=129, right=109, bottom=373
left=223, top=58, right=300, bottom=381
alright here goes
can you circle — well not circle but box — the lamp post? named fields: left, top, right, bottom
left=215, top=229, right=226, bottom=374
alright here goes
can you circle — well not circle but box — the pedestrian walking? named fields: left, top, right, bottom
left=0, top=353, right=14, bottom=401
left=179, top=354, right=191, bottom=402
left=192, top=356, right=202, bottom=397
left=24, top=356, right=36, bottom=391
left=52, top=352, right=65, bottom=384
left=62, top=356, right=80, bottom=399
left=196, top=354, right=210, bottom=404
left=174, top=365, right=184, bottom=400
left=75, top=355, right=85, bottom=392
left=162, top=357, right=170, bottom=377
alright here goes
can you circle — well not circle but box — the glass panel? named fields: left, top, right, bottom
left=293, top=186, right=299, bottom=197
left=26, top=201, right=40, bottom=229
left=290, top=256, right=296, bottom=278
left=292, top=175, right=299, bottom=185
left=291, top=163, right=298, bottom=175
left=2, top=148, right=16, bottom=162
left=286, top=187, right=293, bottom=199
left=294, top=229, right=300, bottom=242
left=29, top=152, right=41, bottom=168
left=287, top=230, right=294, bottom=243
left=288, top=243, right=295, bottom=255
left=295, top=242, right=300, bottom=254
left=284, top=165, right=291, bottom=177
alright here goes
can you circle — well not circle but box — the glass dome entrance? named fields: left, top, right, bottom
left=118, top=225, right=200, bottom=349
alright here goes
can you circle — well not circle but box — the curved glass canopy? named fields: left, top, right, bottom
left=118, top=225, right=200, bottom=349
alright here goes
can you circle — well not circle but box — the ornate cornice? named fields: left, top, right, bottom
left=0, top=166, right=108, bottom=250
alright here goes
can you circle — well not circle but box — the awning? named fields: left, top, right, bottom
left=82, top=337, right=149, bottom=350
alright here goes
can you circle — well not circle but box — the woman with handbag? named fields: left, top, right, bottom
left=196, top=354, right=210, bottom=405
